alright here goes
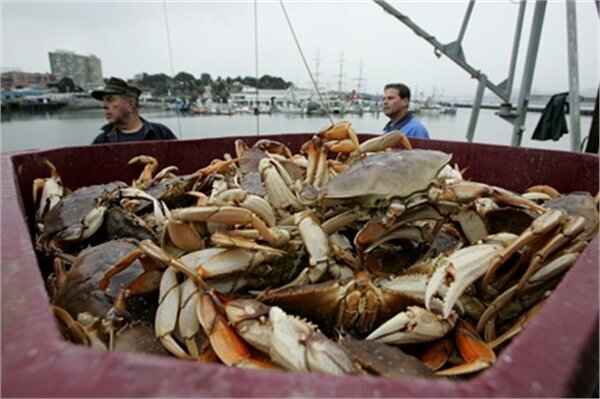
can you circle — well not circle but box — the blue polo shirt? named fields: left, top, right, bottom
left=383, top=112, right=430, bottom=138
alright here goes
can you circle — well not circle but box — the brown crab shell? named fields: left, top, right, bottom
left=321, top=149, right=452, bottom=206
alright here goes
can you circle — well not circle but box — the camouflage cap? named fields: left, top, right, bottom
left=91, top=77, right=142, bottom=100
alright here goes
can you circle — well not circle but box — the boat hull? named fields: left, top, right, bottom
left=2, top=134, right=598, bottom=397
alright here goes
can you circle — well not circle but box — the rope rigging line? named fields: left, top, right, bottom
left=162, top=0, right=183, bottom=139
left=254, top=0, right=260, bottom=136
left=279, top=0, right=334, bottom=125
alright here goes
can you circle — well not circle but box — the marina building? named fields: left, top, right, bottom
left=48, top=50, right=103, bottom=89
left=1, top=71, right=56, bottom=90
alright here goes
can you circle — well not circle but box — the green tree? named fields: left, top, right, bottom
left=173, top=71, right=199, bottom=96
left=199, top=73, right=213, bottom=86
left=139, top=73, right=172, bottom=96
left=55, top=77, right=81, bottom=93
left=212, top=77, right=229, bottom=102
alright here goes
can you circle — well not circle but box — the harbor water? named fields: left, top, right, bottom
left=1, top=107, right=593, bottom=153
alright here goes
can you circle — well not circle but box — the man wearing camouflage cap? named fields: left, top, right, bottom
left=91, top=77, right=177, bottom=144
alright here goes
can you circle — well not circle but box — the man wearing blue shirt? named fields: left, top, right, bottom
left=382, top=83, right=430, bottom=138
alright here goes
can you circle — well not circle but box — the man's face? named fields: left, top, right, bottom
left=382, top=88, right=408, bottom=118
left=101, top=94, right=134, bottom=124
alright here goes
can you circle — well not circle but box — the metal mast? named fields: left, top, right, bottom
left=373, top=0, right=584, bottom=151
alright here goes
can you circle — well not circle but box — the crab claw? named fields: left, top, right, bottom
left=196, top=291, right=278, bottom=370
left=269, top=306, right=358, bottom=375
left=425, top=234, right=517, bottom=319
left=366, top=306, right=455, bottom=345
left=435, top=320, right=496, bottom=376
left=226, top=299, right=358, bottom=375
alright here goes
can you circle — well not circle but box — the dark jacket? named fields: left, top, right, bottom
left=92, top=117, right=177, bottom=144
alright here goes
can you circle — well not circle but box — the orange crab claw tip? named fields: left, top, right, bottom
left=235, top=358, right=281, bottom=371
left=455, top=320, right=496, bottom=364
left=209, top=316, right=251, bottom=367
left=435, top=358, right=493, bottom=376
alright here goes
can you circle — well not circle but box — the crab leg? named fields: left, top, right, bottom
left=178, top=278, right=203, bottom=358
left=170, top=205, right=286, bottom=247
left=180, top=246, right=279, bottom=282
left=477, top=252, right=578, bottom=335
left=285, top=211, right=334, bottom=286
left=128, top=155, right=159, bottom=189
left=304, top=138, right=329, bottom=188
left=99, top=240, right=197, bottom=290
left=154, top=267, right=194, bottom=359
left=480, top=208, right=568, bottom=293
left=259, top=157, right=303, bottom=214
left=358, top=130, right=413, bottom=152
left=513, top=215, right=586, bottom=296
left=33, top=159, right=65, bottom=228
left=210, top=231, right=287, bottom=255
left=486, top=299, right=548, bottom=350
left=318, top=120, right=361, bottom=154
left=215, top=188, right=277, bottom=227
left=52, top=305, right=91, bottom=346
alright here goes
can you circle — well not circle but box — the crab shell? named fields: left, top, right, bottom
left=52, top=239, right=157, bottom=323
left=41, top=182, right=127, bottom=245
left=319, top=150, right=452, bottom=207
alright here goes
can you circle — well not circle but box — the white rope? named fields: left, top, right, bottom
left=279, top=0, right=334, bottom=124
left=162, top=0, right=183, bottom=139
left=254, top=0, right=260, bottom=136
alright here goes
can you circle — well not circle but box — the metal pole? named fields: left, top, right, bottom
left=466, top=74, right=487, bottom=142
left=373, top=0, right=508, bottom=101
left=503, top=0, right=527, bottom=100
left=511, top=0, right=546, bottom=147
left=456, top=0, right=475, bottom=46
left=566, top=0, right=581, bottom=151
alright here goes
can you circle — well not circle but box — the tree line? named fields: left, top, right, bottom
left=136, top=72, right=293, bottom=101
left=51, top=72, right=294, bottom=102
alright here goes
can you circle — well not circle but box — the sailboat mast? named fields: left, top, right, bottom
left=337, top=52, right=344, bottom=92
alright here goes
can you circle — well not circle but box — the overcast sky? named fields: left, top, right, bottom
left=2, top=1, right=599, bottom=98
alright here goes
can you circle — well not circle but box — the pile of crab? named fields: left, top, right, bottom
left=33, top=121, right=599, bottom=379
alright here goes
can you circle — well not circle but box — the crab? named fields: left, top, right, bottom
left=51, top=239, right=163, bottom=351
left=260, top=270, right=438, bottom=337
left=99, top=239, right=300, bottom=358
left=127, top=155, right=202, bottom=212
left=304, top=149, right=543, bottom=252
left=222, top=298, right=359, bottom=374
left=480, top=191, right=599, bottom=296
left=36, top=181, right=128, bottom=254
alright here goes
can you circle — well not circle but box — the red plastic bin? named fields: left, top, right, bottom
left=1, top=134, right=598, bottom=397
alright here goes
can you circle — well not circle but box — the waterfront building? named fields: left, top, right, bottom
left=48, top=50, right=103, bottom=88
left=1, top=71, right=56, bottom=91
left=229, top=84, right=313, bottom=112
